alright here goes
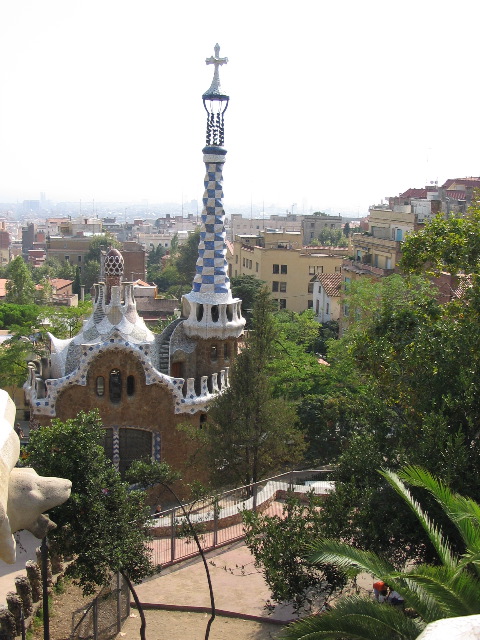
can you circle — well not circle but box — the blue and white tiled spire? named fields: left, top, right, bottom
left=191, top=146, right=230, bottom=301
left=182, top=45, right=245, bottom=339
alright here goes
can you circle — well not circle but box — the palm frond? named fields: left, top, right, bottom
left=280, top=596, right=424, bottom=640
left=405, top=564, right=480, bottom=618
left=380, top=468, right=457, bottom=569
left=398, top=466, right=480, bottom=560
left=309, top=539, right=396, bottom=579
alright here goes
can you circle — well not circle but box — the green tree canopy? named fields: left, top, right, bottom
left=5, top=257, right=36, bottom=305
left=0, top=303, right=39, bottom=334
left=244, top=493, right=346, bottom=613
left=305, top=274, right=480, bottom=564
left=401, top=196, right=480, bottom=275
left=283, top=467, right=480, bottom=640
left=84, top=233, right=121, bottom=264
left=201, top=287, right=305, bottom=487
left=27, top=410, right=153, bottom=595
left=230, top=274, right=265, bottom=326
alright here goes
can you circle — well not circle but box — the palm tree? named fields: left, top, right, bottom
left=281, top=466, right=480, bottom=640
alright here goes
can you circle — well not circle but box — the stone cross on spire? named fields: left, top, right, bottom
left=203, top=43, right=228, bottom=98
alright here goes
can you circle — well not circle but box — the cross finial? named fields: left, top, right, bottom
left=203, top=43, right=229, bottom=99
left=206, top=43, right=228, bottom=70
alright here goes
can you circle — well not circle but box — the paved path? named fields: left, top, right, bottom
left=0, top=531, right=39, bottom=605
left=136, top=541, right=296, bottom=623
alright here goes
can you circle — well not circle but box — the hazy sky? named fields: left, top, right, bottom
left=1, top=0, right=479, bottom=214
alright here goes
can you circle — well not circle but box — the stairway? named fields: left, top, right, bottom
left=157, top=318, right=183, bottom=375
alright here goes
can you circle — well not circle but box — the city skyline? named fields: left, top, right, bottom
left=1, top=1, right=479, bottom=215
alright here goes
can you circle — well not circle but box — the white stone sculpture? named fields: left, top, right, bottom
left=0, top=390, right=71, bottom=563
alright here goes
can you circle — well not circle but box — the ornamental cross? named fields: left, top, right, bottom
left=204, top=43, right=228, bottom=96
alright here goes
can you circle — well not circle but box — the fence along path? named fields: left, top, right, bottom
left=147, top=470, right=334, bottom=568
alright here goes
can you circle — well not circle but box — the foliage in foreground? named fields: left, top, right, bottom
left=27, top=411, right=153, bottom=594
left=282, top=466, right=480, bottom=640
left=243, top=493, right=346, bottom=613
left=314, top=273, right=480, bottom=565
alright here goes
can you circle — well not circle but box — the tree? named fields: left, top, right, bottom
left=0, top=303, right=39, bottom=334
left=38, top=301, right=92, bottom=339
left=343, top=221, right=351, bottom=237
left=72, top=266, right=81, bottom=296
left=27, top=411, right=153, bottom=596
left=82, top=259, right=101, bottom=293
left=0, top=336, right=37, bottom=403
left=203, top=287, right=305, bottom=487
left=35, top=276, right=53, bottom=305
left=230, top=274, right=265, bottom=326
left=308, top=273, right=480, bottom=564
left=400, top=197, right=480, bottom=276
left=175, top=229, right=200, bottom=284
left=243, top=493, right=346, bottom=612
left=5, top=257, right=36, bottom=305
left=282, top=467, right=480, bottom=640
left=84, top=233, right=121, bottom=264
left=146, top=244, right=167, bottom=282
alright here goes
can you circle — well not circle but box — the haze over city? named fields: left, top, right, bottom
left=1, top=0, right=479, bottom=215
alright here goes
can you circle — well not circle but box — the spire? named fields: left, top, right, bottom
left=181, top=45, right=245, bottom=339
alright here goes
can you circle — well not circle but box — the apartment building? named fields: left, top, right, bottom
left=229, top=213, right=302, bottom=240
left=302, top=213, right=343, bottom=245
left=228, top=230, right=346, bottom=312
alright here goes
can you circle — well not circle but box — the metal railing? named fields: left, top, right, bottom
left=71, top=573, right=130, bottom=640
left=147, top=469, right=334, bottom=568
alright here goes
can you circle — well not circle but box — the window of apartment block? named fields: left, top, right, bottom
left=78, top=255, right=82, bottom=262
left=235, top=255, right=238, bottom=264
left=344, top=277, right=351, bottom=291
left=281, top=264, right=287, bottom=274
left=309, top=266, right=323, bottom=275
left=256, top=262, right=259, bottom=272
left=273, top=264, right=279, bottom=274
left=308, top=300, right=313, bottom=309
left=335, top=266, right=342, bottom=273
left=242, top=257, right=245, bottom=267
left=326, top=302, right=330, bottom=314
left=65, top=255, right=70, bottom=262
left=279, top=299, right=287, bottom=309
left=249, top=260, right=252, bottom=269
left=272, top=281, right=279, bottom=292
left=344, top=304, right=349, bottom=316
left=279, top=282, right=287, bottom=293
left=308, top=282, right=314, bottom=294
left=310, top=222, right=315, bottom=228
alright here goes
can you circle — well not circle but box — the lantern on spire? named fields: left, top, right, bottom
left=202, top=43, right=229, bottom=147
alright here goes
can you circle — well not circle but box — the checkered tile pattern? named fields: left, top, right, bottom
left=192, top=160, right=230, bottom=296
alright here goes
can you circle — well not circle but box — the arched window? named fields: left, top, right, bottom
left=96, top=376, right=105, bottom=396
left=127, top=375, right=135, bottom=396
left=196, top=304, right=204, bottom=321
left=109, top=369, right=122, bottom=403
left=211, top=305, right=219, bottom=322
left=210, top=345, right=218, bottom=361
